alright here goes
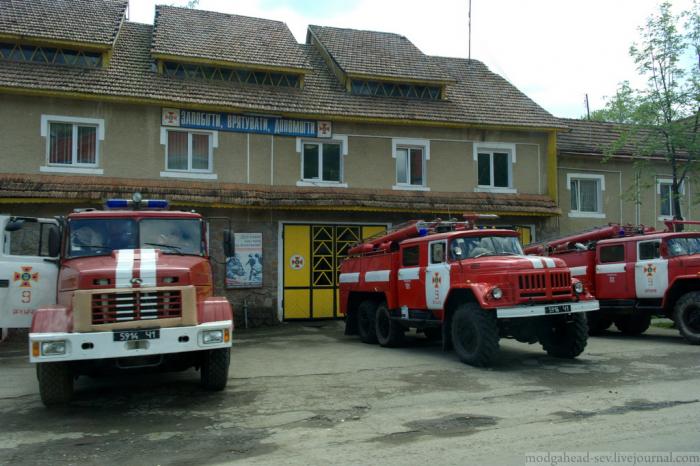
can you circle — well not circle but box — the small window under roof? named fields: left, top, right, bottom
left=162, top=61, right=302, bottom=88
left=0, top=42, right=103, bottom=68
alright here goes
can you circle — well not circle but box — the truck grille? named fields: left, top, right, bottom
left=91, top=290, right=183, bottom=324
left=517, top=271, right=572, bottom=298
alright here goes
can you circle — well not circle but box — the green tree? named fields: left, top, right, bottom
left=588, top=2, right=699, bottom=222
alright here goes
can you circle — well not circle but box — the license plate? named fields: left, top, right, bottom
left=113, top=329, right=160, bottom=342
left=545, top=304, right=572, bottom=314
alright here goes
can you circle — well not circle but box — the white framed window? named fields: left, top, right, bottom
left=567, top=173, right=605, bottom=218
left=392, top=138, right=430, bottom=191
left=159, top=128, right=218, bottom=180
left=40, top=115, right=105, bottom=175
left=295, top=135, right=348, bottom=187
left=657, top=178, right=685, bottom=219
left=473, top=142, right=516, bottom=193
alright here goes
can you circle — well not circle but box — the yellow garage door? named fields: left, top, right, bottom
left=282, top=224, right=386, bottom=320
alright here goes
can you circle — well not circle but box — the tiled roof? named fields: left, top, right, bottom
left=557, top=118, right=666, bottom=157
left=0, top=0, right=127, bottom=47
left=0, top=21, right=564, bottom=129
left=0, top=174, right=561, bottom=216
left=152, top=6, right=310, bottom=71
left=308, top=25, right=450, bottom=83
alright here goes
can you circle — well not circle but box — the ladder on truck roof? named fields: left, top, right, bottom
left=347, top=214, right=500, bottom=256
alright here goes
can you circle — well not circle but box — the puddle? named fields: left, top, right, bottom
left=553, top=398, right=699, bottom=420
left=369, top=413, right=498, bottom=444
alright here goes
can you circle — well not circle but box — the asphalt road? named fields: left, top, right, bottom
left=1, top=322, right=699, bottom=466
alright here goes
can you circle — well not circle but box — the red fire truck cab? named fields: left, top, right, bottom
left=339, top=218, right=599, bottom=367
left=524, top=222, right=700, bottom=344
left=24, top=197, right=235, bottom=405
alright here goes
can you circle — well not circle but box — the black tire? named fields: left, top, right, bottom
left=539, top=313, right=588, bottom=359
left=37, top=362, right=73, bottom=407
left=673, top=291, right=700, bottom=345
left=586, top=311, right=613, bottom=335
left=423, top=327, right=442, bottom=341
left=375, top=303, right=404, bottom=347
left=200, top=348, right=231, bottom=390
left=614, top=313, right=651, bottom=336
left=450, top=303, right=499, bottom=367
left=357, top=300, right=378, bottom=344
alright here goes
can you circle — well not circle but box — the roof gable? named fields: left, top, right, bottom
left=307, top=25, right=451, bottom=84
left=0, top=0, right=127, bottom=48
left=151, top=6, right=310, bottom=73
left=0, top=20, right=564, bottom=130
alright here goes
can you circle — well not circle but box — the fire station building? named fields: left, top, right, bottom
left=0, top=0, right=692, bottom=326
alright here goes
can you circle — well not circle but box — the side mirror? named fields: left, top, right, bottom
left=223, top=231, right=235, bottom=257
left=4, top=220, right=24, bottom=232
left=48, top=226, right=61, bottom=257
left=453, top=246, right=463, bottom=259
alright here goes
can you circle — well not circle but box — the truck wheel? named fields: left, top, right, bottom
left=357, top=300, right=378, bottom=344
left=37, top=362, right=73, bottom=407
left=673, top=292, right=700, bottom=344
left=586, top=312, right=613, bottom=335
left=200, top=348, right=230, bottom=390
left=539, top=313, right=588, bottom=359
left=614, top=313, right=651, bottom=336
left=451, top=303, right=499, bottom=367
left=375, top=303, right=404, bottom=347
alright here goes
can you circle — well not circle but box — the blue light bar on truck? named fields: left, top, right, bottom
left=105, top=199, right=169, bottom=210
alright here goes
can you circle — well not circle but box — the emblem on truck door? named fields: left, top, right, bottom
left=13, top=266, right=39, bottom=288
left=644, top=263, right=657, bottom=286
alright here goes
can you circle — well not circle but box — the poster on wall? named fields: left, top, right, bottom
left=226, top=233, right=263, bottom=288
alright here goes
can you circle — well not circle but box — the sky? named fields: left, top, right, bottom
left=127, top=0, right=695, bottom=119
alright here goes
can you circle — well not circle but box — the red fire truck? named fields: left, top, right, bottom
left=339, top=217, right=599, bottom=367
left=7, top=196, right=235, bottom=405
left=524, top=221, right=700, bottom=344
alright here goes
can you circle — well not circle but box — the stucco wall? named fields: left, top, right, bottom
left=1, top=95, right=551, bottom=195
left=557, top=154, right=693, bottom=233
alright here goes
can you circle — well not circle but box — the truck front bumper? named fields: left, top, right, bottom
left=29, top=320, right=232, bottom=363
left=496, top=300, right=599, bottom=319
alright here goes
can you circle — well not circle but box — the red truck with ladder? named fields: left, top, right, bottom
left=338, top=217, right=599, bottom=366
left=4, top=195, right=235, bottom=406
left=524, top=221, right=700, bottom=344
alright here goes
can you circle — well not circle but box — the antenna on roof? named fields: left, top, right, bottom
left=585, top=93, right=591, bottom=120
left=468, top=0, right=472, bottom=61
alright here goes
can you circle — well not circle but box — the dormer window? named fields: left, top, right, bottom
left=350, top=79, right=441, bottom=100
left=0, top=43, right=103, bottom=68
left=161, top=61, right=302, bottom=88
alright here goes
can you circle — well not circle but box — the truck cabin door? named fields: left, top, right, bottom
left=425, top=240, right=450, bottom=311
left=595, top=243, right=630, bottom=299
left=397, top=244, right=426, bottom=309
left=634, top=239, right=667, bottom=299
left=0, top=216, right=59, bottom=330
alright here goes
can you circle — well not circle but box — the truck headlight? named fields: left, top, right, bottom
left=491, top=287, right=503, bottom=300
left=202, top=330, right=224, bottom=345
left=41, top=340, right=66, bottom=356
left=573, top=281, right=584, bottom=295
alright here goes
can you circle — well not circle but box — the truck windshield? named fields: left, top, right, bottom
left=450, top=235, right=523, bottom=260
left=67, top=218, right=203, bottom=258
left=667, top=237, right=700, bottom=257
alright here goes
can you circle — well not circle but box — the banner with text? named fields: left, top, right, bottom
left=162, top=108, right=332, bottom=138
